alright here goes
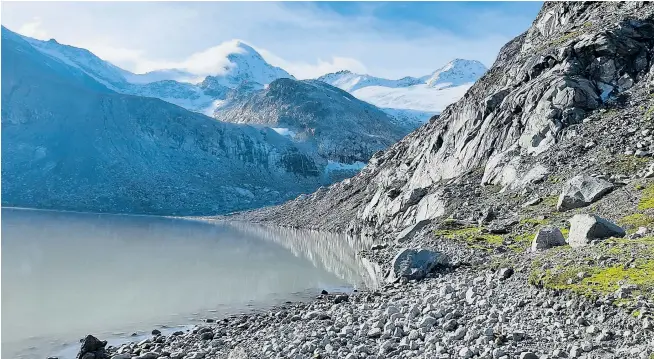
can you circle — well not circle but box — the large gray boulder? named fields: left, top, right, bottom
left=531, top=226, right=566, bottom=252
left=387, top=248, right=449, bottom=282
left=568, top=214, right=626, bottom=248
left=395, top=219, right=431, bottom=244
left=557, top=175, right=614, bottom=211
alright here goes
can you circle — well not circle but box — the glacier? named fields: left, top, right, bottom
left=317, top=59, right=488, bottom=124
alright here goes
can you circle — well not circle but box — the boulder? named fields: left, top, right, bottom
left=568, top=214, right=626, bottom=248
left=387, top=248, right=449, bottom=282
left=395, top=219, right=431, bottom=244
left=77, top=335, right=109, bottom=359
left=557, top=175, right=614, bottom=211
left=531, top=226, right=566, bottom=251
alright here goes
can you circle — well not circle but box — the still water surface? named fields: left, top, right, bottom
left=2, top=208, right=375, bottom=359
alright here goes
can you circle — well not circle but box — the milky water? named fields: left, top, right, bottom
left=1, top=208, right=376, bottom=359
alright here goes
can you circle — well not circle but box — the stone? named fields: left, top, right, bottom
left=498, top=267, right=514, bottom=280
left=443, top=319, right=458, bottom=331
left=519, top=353, right=539, bottom=359
left=459, top=347, right=474, bottom=358
left=387, top=248, right=448, bottom=282
left=556, top=175, right=614, bottom=211
left=367, top=328, right=382, bottom=338
left=531, top=226, right=566, bottom=251
left=395, top=219, right=431, bottom=244
left=77, top=335, right=108, bottom=359
left=568, top=214, right=626, bottom=247
left=199, top=332, right=214, bottom=340
left=151, top=329, right=161, bottom=336
left=419, top=316, right=437, bottom=328
left=334, top=294, right=349, bottom=304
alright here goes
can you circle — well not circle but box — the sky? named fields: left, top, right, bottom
left=1, top=2, right=543, bottom=80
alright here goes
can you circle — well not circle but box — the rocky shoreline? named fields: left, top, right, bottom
left=71, top=228, right=653, bottom=359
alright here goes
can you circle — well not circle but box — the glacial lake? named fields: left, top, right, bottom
left=1, top=208, right=377, bottom=359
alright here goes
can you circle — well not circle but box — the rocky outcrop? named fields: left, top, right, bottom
left=77, top=335, right=109, bottom=359
left=556, top=175, right=614, bottom=211
left=387, top=248, right=449, bottom=282
left=568, top=214, right=626, bottom=248
left=531, top=226, right=566, bottom=252
left=240, top=2, right=654, bottom=236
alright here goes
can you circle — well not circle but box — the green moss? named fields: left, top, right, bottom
left=530, top=237, right=654, bottom=301
left=633, top=310, right=641, bottom=318
left=583, top=21, right=592, bottom=28
left=530, top=261, right=654, bottom=299
left=435, top=226, right=504, bottom=248
left=542, top=195, right=559, bottom=208
left=560, top=228, right=569, bottom=239
left=619, top=213, right=654, bottom=231
left=609, top=156, right=649, bottom=174
left=639, top=183, right=654, bottom=210
left=520, top=217, right=549, bottom=226
left=646, top=105, right=654, bottom=121
left=550, top=31, right=582, bottom=45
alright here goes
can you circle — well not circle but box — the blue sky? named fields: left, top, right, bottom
left=2, top=1, right=542, bottom=79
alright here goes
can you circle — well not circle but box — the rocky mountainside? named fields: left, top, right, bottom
left=317, top=60, right=488, bottom=125
left=12, top=28, right=293, bottom=114
left=1, top=27, right=324, bottom=216
left=227, top=5, right=654, bottom=355
left=213, top=79, right=412, bottom=180
left=240, top=1, right=654, bottom=236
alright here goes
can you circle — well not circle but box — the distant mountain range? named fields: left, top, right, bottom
left=213, top=78, right=413, bottom=181
left=16, top=28, right=486, bottom=125
left=1, top=25, right=487, bottom=215
left=1, top=27, right=320, bottom=215
left=317, top=59, right=488, bottom=124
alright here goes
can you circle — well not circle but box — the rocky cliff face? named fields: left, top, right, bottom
left=213, top=79, right=412, bottom=180
left=1, top=28, right=323, bottom=216
left=239, top=2, right=654, bottom=236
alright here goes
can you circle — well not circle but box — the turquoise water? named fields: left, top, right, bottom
left=1, top=208, right=372, bottom=359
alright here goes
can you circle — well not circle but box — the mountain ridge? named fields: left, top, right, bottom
left=1, top=26, right=326, bottom=216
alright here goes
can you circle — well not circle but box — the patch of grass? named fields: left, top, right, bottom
left=435, top=226, right=504, bottom=248
left=530, top=237, right=654, bottom=301
left=619, top=213, right=654, bottom=231
left=633, top=310, right=641, bottom=318
left=550, top=30, right=582, bottom=46
left=520, top=217, right=549, bottom=226
left=542, top=195, right=559, bottom=207
left=646, top=105, right=654, bottom=121
left=530, top=261, right=654, bottom=299
left=560, top=227, right=569, bottom=239
left=638, top=182, right=654, bottom=210
left=609, top=156, right=649, bottom=175
left=509, top=232, right=534, bottom=252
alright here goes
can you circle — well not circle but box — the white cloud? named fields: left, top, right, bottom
left=17, top=17, right=48, bottom=40
left=2, top=2, right=535, bottom=80
left=256, top=48, right=367, bottom=79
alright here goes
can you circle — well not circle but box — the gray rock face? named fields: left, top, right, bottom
left=213, top=78, right=412, bottom=180
left=388, top=248, right=448, bottom=282
left=568, top=214, right=626, bottom=248
left=531, top=226, right=566, bottom=252
left=241, top=2, right=654, bottom=236
left=556, top=175, right=614, bottom=211
left=395, top=219, right=431, bottom=244
left=1, top=27, right=326, bottom=216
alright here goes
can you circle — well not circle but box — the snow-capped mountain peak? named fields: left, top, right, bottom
left=206, top=40, right=294, bottom=88
left=424, top=58, right=487, bottom=89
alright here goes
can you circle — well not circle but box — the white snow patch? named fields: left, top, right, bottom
left=352, top=83, right=472, bottom=113
left=272, top=128, right=297, bottom=138
left=203, top=99, right=227, bottom=116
